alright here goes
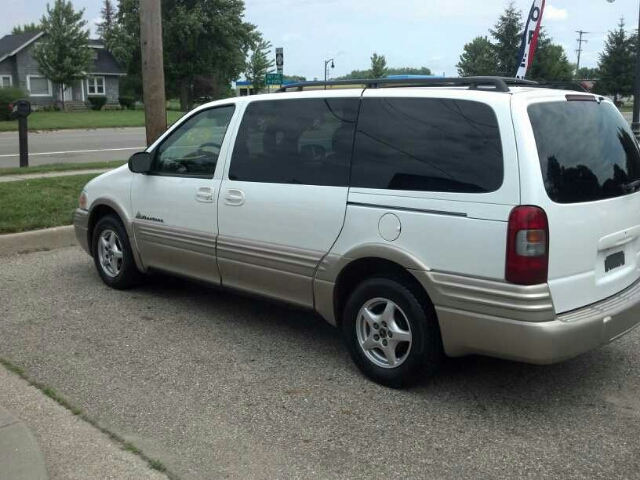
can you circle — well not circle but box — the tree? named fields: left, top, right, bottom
left=283, top=75, right=306, bottom=82
left=96, top=0, right=116, bottom=40
left=528, top=31, right=573, bottom=82
left=369, top=53, right=387, bottom=79
left=490, top=1, right=523, bottom=77
left=577, top=67, right=599, bottom=79
left=336, top=69, right=369, bottom=80
left=12, top=23, right=43, bottom=35
left=457, top=36, right=497, bottom=76
left=245, top=37, right=274, bottom=94
left=109, top=0, right=257, bottom=111
left=596, top=19, right=636, bottom=98
left=338, top=66, right=431, bottom=80
left=32, top=0, right=92, bottom=111
left=386, top=67, right=432, bottom=76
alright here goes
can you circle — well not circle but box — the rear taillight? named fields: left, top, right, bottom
left=506, top=206, right=549, bottom=285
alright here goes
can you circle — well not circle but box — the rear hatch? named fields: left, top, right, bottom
left=526, top=96, right=640, bottom=313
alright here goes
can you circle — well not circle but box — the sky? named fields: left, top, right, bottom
left=2, top=0, right=640, bottom=80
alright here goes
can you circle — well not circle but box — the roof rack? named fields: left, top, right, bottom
left=276, top=76, right=539, bottom=93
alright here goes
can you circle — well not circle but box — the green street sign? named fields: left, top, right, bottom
left=266, top=73, right=283, bottom=86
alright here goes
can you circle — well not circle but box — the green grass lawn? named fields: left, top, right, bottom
left=0, top=173, right=99, bottom=233
left=0, top=110, right=185, bottom=132
left=0, top=160, right=125, bottom=176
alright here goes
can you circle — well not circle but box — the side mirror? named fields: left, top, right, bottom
left=128, top=152, right=153, bottom=174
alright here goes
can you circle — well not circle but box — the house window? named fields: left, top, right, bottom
left=26, top=75, right=52, bottom=96
left=0, top=75, right=12, bottom=88
left=87, top=76, right=105, bottom=95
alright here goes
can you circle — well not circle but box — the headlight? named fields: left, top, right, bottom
left=78, top=190, right=88, bottom=211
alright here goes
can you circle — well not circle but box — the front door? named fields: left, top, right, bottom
left=217, top=96, right=359, bottom=307
left=63, top=84, right=73, bottom=101
left=130, top=104, right=238, bottom=283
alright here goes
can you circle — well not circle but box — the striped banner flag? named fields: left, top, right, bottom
left=516, top=0, right=546, bottom=79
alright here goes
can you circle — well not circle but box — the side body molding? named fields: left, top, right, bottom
left=313, top=243, right=555, bottom=328
left=88, top=196, right=146, bottom=273
left=313, top=243, right=435, bottom=326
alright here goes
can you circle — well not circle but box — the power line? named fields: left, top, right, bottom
left=575, top=30, right=591, bottom=76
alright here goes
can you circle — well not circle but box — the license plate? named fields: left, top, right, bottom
left=605, top=251, right=625, bottom=273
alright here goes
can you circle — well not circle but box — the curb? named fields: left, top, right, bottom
left=0, top=169, right=111, bottom=183
left=0, top=226, right=76, bottom=257
left=0, top=405, right=48, bottom=480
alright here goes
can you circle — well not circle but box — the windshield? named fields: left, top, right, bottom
left=528, top=100, right=640, bottom=204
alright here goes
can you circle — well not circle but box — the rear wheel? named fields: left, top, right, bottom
left=92, top=214, right=140, bottom=289
left=342, top=277, right=442, bottom=387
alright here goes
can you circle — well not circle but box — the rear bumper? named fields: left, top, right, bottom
left=434, top=277, right=640, bottom=364
left=73, top=209, right=91, bottom=256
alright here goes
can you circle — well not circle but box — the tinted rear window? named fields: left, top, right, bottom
left=529, top=101, right=640, bottom=204
left=229, top=98, right=358, bottom=186
left=351, top=98, right=504, bottom=193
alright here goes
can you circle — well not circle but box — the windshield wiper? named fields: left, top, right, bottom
left=621, top=179, right=640, bottom=193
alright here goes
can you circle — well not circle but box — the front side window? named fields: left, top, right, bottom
left=27, top=76, right=51, bottom=96
left=87, top=76, right=105, bottom=95
left=351, top=98, right=504, bottom=193
left=0, top=75, right=12, bottom=88
left=152, top=105, right=235, bottom=177
left=229, top=98, right=359, bottom=186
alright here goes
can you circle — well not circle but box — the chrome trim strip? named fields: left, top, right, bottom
left=347, top=202, right=468, bottom=218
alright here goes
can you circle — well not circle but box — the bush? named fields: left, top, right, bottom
left=87, top=96, right=107, bottom=111
left=40, top=105, right=61, bottom=112
left=0, top=87, right=28, bottom=121
left=118, top=96, right=135, bottom=110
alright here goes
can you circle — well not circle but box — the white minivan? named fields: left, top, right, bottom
left=74, top=77, right=640, bottom=387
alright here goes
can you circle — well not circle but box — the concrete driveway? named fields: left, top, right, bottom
left=1, top=248, right=640, bottom=479
left=0, top=128, right=146, bottom=168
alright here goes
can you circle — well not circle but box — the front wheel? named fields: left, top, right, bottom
left=342, top=277, right=442, bottom=388
left=92, top=214, right=140, bottom=290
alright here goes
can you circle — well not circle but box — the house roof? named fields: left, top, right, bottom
left=0, top=32, right=124, bottom=76
left=0, top=31, right=44, bottom=63
left=92, top=46, right=125, bottom=75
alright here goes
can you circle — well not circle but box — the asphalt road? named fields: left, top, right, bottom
left=0, top=128, right=146, bottom=168
left=1, top=248, right=640, bottom=479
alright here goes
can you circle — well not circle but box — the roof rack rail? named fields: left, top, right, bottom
left=276, top=76, right=539, bottom=93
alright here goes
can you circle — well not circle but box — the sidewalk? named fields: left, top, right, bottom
left=0, top=168, right=111, bottom=183
left=0, top=366, right=167, bottom=480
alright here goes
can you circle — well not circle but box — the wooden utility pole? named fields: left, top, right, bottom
left=139, top=0, right=167, bottom=146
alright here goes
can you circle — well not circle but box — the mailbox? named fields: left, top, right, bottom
left=11, top=99, right=31, bottom=168
left=11, top=99, right=31, bottom=119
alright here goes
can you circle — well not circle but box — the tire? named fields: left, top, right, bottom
left=342, top=276, right=442, bottom=388
left=92, top=214, right=141, bottom=290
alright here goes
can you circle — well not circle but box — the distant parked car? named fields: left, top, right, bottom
left=74, top=77, right=640, bottom=387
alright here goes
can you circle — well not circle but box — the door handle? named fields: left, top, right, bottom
left=224, top=188, right=245, bottom=206
left=196, top=186, right=214, bottom=203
